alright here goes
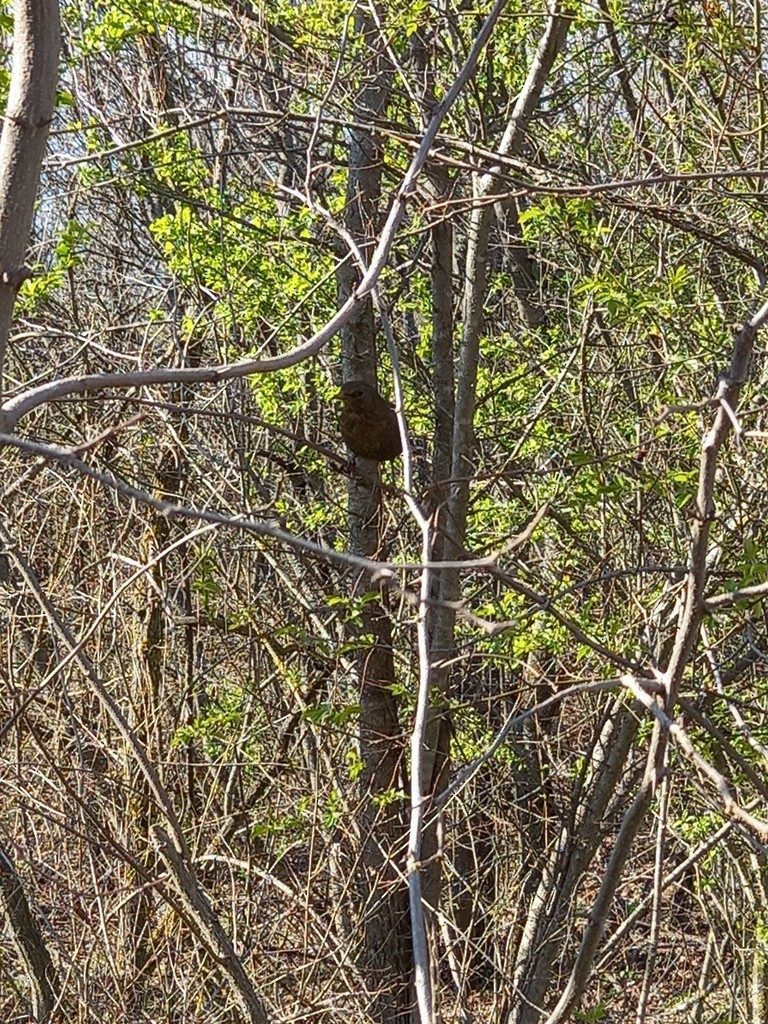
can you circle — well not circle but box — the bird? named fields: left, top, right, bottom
left=335, top=380, right=402, bottom=462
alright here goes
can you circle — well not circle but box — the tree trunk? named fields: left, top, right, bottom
left=336, top=13, right=409, bottom=1021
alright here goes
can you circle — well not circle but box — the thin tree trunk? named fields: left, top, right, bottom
left=0, top=844, right=59, bottom=1021
left=335, top=13, right=409, bottom=1022
left=0, top=0, right=59, bottom=403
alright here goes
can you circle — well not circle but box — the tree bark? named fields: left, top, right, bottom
left=0, top=843, right=59, bottom=1021
left=336, top=14, right=410, bottom=1022
left=0, top=0, right=59, bottom=399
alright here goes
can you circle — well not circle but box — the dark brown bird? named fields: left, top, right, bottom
left=336, top=380, right=402, bottom=462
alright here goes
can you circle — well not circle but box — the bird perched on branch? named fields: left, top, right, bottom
left=335, top=380, right=402, bottom=462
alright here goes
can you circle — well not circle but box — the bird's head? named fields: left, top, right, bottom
left=335, top=380, right=379, bottom=411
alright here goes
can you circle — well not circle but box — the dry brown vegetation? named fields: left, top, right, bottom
left=4, top=2, right=768, bottom=1023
